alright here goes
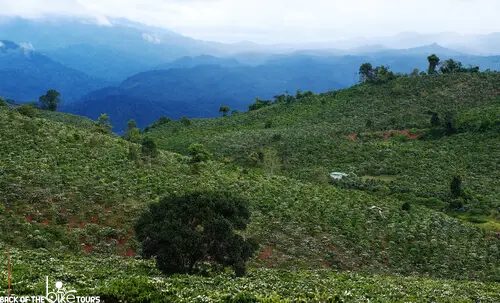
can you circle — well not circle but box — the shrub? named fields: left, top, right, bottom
left=17, top=104, right=37, bottom=117
left=180, top=117, right=191, bottom=126
left=135, top=192, right=257, bottom=276
left=141, top=137, right=158, bottom=158
left=188, top=143, right=212, bottom=163
left=96, top=113, right=112, bottom=134
left=38, top=89, right=61, bottom=111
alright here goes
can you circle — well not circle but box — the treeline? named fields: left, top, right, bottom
left=359, top=54, right=482, bottom=84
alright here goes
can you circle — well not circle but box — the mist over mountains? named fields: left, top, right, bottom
left=1, top=17, right=500, bottom=130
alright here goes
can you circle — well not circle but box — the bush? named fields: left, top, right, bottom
left=141, top=137, right=158, bottom=158
left=17, top=104, right=37, bottom=117
left=135, top=192, right=257, bottom=276
left=188, top=143, right=212, bottom=163
left=96, top=113, right=112, bottom=134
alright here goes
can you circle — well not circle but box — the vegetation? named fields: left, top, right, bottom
left=146, top=72, right=500, bottom=226
left=427, top=54, right=440, bottom=74
left=0, top=68, right=499, bottom=301
left=219, top=105, right=231, bottom=117
left=135, top=192, right=257, bottom=276
left=38, top=89, right=61, bottom=111
left=96, top=113, right=112, bottom=134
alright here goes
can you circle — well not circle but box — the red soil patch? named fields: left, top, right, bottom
left=83, top=244, right=94, bottom=254
left=383, top=129, right=420, bottom=140
left=41, top=219, right=50, bottom=226
left=117, top=237, right=128, bottom=246
left=90, top=216, right=99, bottom=224
left=124, top=248, right=136, bottom=257
left=258, top=246, right=273, bottom=260
left=347, top=133, right=358, bottom=141
left=25, top=215, right=33, bottom=223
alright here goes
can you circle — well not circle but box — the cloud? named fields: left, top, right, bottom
left=0, top=0, right=499, bottom=43
left=142, top=33, right=161, bottom=44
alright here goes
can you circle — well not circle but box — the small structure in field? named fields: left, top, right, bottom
left=330, top=172, right=348, bottom=181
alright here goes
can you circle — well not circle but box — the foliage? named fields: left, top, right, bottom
left=219, top=105, right=231, bottom=117
left=141, top=137, right=158, bottom=158
left=0, top=105, right=498, bottom=281
left=440, top=59, right=480, bottom=74
left=135, top=192, right=257, bottom=276
left=96, top=113, right=112, bottom=134
left=188, top=143, right=212, bottom=163
left=147, top=73, right=500, bottom=221
left=38, top=89, right=61, bottom=111
left=124, top=119, right=142, bottom=143
left=16, top=104, right=37, bottom=117
left=427, top=54, right=440, bottom=74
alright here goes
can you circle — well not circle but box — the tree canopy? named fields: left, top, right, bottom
left=135, top=192, right=257, bottom=276
left=39, top=89, right=61, bottom=111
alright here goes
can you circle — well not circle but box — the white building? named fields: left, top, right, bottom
left=330, top=172, right=348, bottom=181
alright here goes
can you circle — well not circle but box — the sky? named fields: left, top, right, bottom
left=0, top=0, right=499, bottom=44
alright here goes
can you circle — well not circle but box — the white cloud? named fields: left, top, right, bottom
left=0, top=0, right=499, bottom=43
left=142, top=33, right=161, bottom=44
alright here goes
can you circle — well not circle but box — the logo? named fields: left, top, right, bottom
left=1, top=277, right=100, bottom=303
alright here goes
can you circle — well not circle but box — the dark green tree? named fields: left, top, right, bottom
left=359, top=63, right=374, bottom=82
left=124, top=119, right=141, bottom=143
left=96, top=113, right=112, bottom=134
left=39, top=89, right=61, bottom=111
left=450, top=176, right=463, bottom=199
left=180, top=117, right=191, bottom=126
left=430, top=112, right=441, bottom=127
left=135, top=192, right=258, bottom=276
left=248, top=98, right=272, bottom=111
left=17, top=104, right=36, bottom=117
left=219, top=105, right=230, bottom=117
left=427, top=54, right=440, bottom=75
left=188, top=143, right=212, bottom=163
left=443, top=112, right=457, bottom=135
left=440, top=59, right=463, bottom=74
left=141, top=137, right=158, bottom=158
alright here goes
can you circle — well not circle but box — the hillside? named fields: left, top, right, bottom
left=146, top=73, right=500, bottom=227
left=0, top=98, right=499, bottom=300
left=0, top=40, right=105, bottom=102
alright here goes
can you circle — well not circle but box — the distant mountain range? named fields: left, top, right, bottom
left=1, top=17, right=500, bottom=131
left=0, top=40, right=105, bottom=102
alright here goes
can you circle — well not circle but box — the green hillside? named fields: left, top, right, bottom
left=146, top=73, right=500, bottom=228
left=0, top=74, right=499, bottom=301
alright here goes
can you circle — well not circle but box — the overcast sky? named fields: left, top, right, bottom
left=0, top=0, right=499, bottom=43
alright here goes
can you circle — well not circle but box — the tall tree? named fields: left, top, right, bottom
left=427, top=54, right=440, bottom=75
left=96, top=113, right=112, bottom=134
left=39, top=89, right=61, bottom=111
left=359, top=63, right=374, bottom=82
left=219, top=105, right=230, bottom=117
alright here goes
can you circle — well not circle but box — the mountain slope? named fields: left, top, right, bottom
left=67, top=61, right=347, bottom=130
left=146, top=73, right=500, bottom=224
left=0, top=40, right=105, bottom=102
left=68, top=51, right=500, bottom=131
left=0, top=17, right=229, bottom=81
left=0, top=103, right=498, bottom=282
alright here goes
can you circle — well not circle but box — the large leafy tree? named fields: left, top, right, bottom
left=39, top=89, right=61, bottom=111
left=135, top=192, right=257, bottom=276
